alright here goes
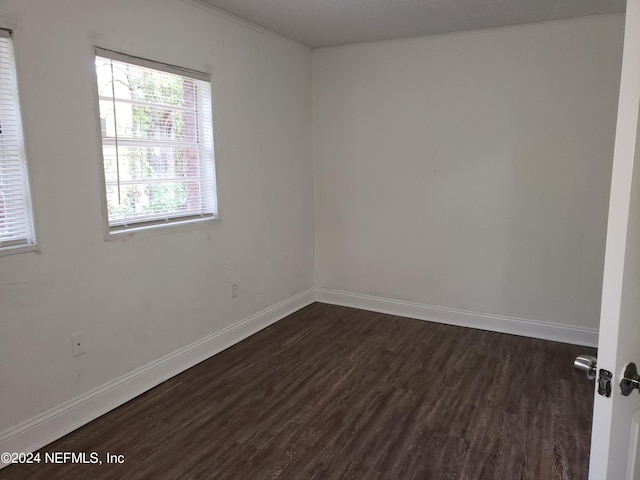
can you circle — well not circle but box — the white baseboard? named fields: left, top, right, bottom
left=314, top=288, right=599, bottom=348
left=0, top=288, right=315, bottom=466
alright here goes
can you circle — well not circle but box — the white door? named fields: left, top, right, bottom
left=588, top=1, right=640, bottom=478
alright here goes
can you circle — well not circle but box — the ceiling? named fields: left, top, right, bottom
left=195, top=0, right=626, bottom=48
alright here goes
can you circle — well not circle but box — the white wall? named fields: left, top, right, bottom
left=313, top=16, right=624, bottom=329
left=0, top=0, right=313, bottom=432
left=0, top=2, right=625, bottom=444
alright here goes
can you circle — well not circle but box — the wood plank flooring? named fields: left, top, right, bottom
left=0, top=303, right=596, bottom=479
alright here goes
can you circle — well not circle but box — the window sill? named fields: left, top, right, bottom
left=105, top=215, right=219, bottom=240
left=0, top=243, right=38, bottom=257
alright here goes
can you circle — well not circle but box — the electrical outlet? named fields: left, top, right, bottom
left=71, top=331, right=86, bottom=357
left=231, top=282, right=238, bottom=298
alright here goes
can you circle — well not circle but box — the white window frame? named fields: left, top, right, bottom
left=94, top=48, right=218, bottom=236
left=0, top=29, right=36, bottom=255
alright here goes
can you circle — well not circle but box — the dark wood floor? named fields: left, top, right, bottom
left=1, top=303, right=596, bottom=479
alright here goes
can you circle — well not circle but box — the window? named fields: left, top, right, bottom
left=0, top=29, right=36, bottom=253
left=95, top=48, right=217, bottom=233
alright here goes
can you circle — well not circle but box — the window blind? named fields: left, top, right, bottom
left=0, top=30, right=35, bottom=250
left=95, top=49, right=217, bottom=232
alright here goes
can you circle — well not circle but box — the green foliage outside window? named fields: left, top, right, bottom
left=97, top=57, right=201, bottom=223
